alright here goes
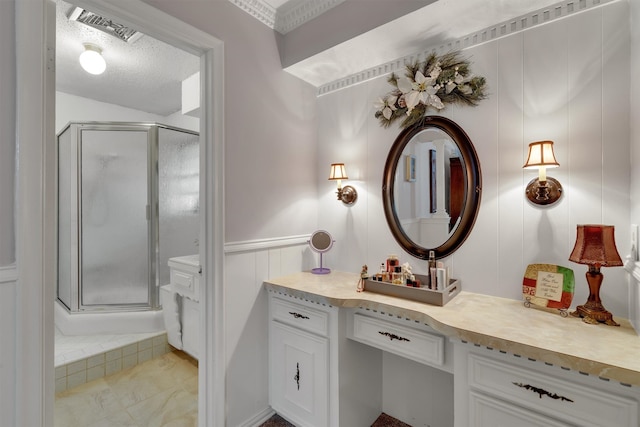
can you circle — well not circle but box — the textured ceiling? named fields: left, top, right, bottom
left=55, top=0, right=199, bottom=117
left=56, top=0, right=576, bottom=116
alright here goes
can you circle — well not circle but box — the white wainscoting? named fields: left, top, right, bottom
left=224, top=234, right=313, bottom=427
left=0, top=265, right=17, bottom=427
left=624, top=260, right=640, bottom=336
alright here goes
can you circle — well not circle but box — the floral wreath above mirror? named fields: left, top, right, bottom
left=374, top=51, right=487, bottom=129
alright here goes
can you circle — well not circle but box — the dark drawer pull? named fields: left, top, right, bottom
left=289, top=311, right=310, bottom=320
left=378, top=331, right=410, bottom=342
left=294, top=362, right=300, bottom=390
left=513, top=382, right=574, bottom=402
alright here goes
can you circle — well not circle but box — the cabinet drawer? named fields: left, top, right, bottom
left=469, top=391, right=570, bottom=427
left=271, top=296, right=329, bottom=336
left=351, top=313, right=444, bottom=366
left=468, top=353, right=638, bottom=427
left=170, top=269, right=200, bottom=301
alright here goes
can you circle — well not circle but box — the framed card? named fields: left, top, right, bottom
left=522, top=264, right=574, bottom=312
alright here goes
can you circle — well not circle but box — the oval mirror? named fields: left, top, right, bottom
left=382, top=116, right=482, bottom=259
left=309, top=230, right=334, bottom=274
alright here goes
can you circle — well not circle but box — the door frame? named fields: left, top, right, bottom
left=14, top=1, right=225, bottom=425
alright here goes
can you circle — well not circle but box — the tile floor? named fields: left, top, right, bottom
left=55, top=350, right=198, bottom=427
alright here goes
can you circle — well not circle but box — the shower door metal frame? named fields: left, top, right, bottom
left=55, top=121, right=198, bottom=313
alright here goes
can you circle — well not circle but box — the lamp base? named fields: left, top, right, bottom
left=337, top=185, right=358, bottom=205
left=570, top=268, right=620, bottom=326
left=570, top=304, right=619, bottom=326
left=525, top=177, right=562, bottom=205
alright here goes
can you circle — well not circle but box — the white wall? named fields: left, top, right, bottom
left=632, top=0, right=640, bottom=225
left=629, top=0, right=640, bottom=333
left=56, top=91, right=199, bottom=133
left=0, top=0, right=16, bottom=267
left=144, top=0, right=319, bottom=244
left=141, top=2, right=320, bottom=426
left=0, top=1, right=16, bottom=425
left=317, top=1, right=631, bottom=319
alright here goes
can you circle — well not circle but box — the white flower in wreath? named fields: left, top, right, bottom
left=397, top=70, right=437, bottom=113
left=425, top=84, right=444, bottom=110
left=429, top=63, right=442, bottom=79
left=374, top=94, right=398, bottom=120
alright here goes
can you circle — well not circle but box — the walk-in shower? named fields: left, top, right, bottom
left=56, top=122, right=199, bottom=318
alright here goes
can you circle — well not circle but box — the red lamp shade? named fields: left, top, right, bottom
left=569, top=224, right=622, bottom=268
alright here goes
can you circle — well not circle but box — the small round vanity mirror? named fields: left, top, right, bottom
left=382, top=116, right=482, bottom=259
left=309, top=230, right=334, bottom=274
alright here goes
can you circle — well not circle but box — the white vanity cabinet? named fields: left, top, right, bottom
left=269, top=295, right=330, bottom=427
left=268, top=292, right=381, bottom=427
left=453, top=341, right=640, bottom=427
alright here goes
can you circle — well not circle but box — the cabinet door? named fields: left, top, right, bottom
left=469, top=391, right=572, bottom=427
left=270, top=321, right=328, bottom=427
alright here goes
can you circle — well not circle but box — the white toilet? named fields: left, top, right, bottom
left=160, top=254, right=200, bottom=359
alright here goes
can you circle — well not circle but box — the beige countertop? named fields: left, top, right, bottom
left=264, top=271, right=640, bottom=386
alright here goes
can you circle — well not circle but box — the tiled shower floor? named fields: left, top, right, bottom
left=55, top=326, right=170, bottom=393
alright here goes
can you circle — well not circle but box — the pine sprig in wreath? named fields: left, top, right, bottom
left=374, top=51, right=487, bottom=129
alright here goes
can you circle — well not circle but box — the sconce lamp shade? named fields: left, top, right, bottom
left=328, top=163, right=357, bottom=205
left=569, top=224, right=622, bottom=267
left=328, top=163, right=348, bottom=181
left=569, top=224, right=622, bottom=326
left=79, top=43, right=106, bottom=75
left=523, top=140, right=562, bottom=205
left=523, top=140, right=560, bottom=169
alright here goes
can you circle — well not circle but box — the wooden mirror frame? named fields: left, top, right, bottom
left=382, top=116, right=482, bottom=260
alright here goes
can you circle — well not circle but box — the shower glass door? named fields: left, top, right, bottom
left=80, top=128, right=150, bottom=308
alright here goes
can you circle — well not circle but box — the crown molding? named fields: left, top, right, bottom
left=276, top=0, right=345, bottom=33
left=230, top=0, right=344, bottom=34
left=229, top=0, right=277, bottom=29
left=317, top=0, right=612, bottom=95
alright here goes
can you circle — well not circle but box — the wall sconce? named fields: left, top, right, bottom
left=328, top=163, right=357, bottom=205
left=79, top=43, right=106, bottom=75
left=569, top=224, right=623, bottom=326
left=523, top=140, right=562, bottom=205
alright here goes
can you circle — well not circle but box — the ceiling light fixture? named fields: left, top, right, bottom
left=79, top=43, right=106, bottom=75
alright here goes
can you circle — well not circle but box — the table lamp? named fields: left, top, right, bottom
left=569, top=224, right=622, bottom=326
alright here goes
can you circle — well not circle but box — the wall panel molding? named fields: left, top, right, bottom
left=225, top=234, right=311, bottom=254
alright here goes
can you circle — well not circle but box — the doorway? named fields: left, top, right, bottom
left=14, top=0, right=225, bottom=425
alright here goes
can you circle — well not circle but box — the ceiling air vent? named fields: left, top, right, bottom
left=67, top=7, right=143, bottom=43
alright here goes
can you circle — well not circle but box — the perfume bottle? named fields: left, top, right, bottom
left=428, top=250, right=436, bottom=288
left=392, top=266, right=403, bottom=285
left=386, top=254, right=399, bottom=274
left=380, top=262, right=390, bottom=282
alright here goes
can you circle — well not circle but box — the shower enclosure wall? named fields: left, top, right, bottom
left=57, top=122, right=199, bottom=313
